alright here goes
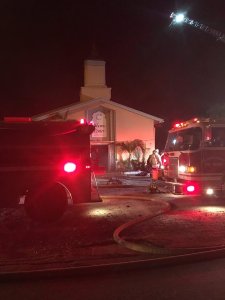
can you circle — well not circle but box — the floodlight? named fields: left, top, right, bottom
left=174, top=13, right=185, bottom=23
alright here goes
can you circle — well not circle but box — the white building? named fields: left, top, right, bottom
left=33, top=59, right=163, bottom=172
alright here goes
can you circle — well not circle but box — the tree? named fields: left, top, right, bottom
left=117, top=139, right=145, bottom=170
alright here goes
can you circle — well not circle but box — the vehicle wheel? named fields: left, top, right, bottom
left=24, top=183, right=68, bottom=222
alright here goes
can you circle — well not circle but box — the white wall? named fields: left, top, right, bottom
left=67, top=103, right=155, bottom=149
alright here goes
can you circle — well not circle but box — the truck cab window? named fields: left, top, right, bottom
left=165, top=127, right=202, bottom=151
left=205, top=127, right=225, bottom=147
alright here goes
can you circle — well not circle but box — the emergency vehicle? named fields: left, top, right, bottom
left=162, top=117, right=225, bottom=195
left=0, top=117, right=95, bottom=221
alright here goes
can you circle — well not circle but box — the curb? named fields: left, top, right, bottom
left=97, top=184, right=136, bottom=188
left=2, top=247, right=225, bottom=281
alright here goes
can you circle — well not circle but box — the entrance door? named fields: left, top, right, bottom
left=91, top=145, right=108, bottom=173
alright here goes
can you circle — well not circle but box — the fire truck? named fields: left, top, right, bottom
left=0, top=117, right=95, bottom=221
left=161, top=117, right=225, bottom=195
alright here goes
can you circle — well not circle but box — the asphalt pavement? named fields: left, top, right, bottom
left=97, top=174, right=225, bottom=254
left=1, top=173, right=225, bottom=275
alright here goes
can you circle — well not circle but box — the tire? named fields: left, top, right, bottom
left=24, top=182, right=68, bottom=222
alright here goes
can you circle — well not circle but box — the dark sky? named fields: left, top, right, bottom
left=1, top=0, right=225, bottom=129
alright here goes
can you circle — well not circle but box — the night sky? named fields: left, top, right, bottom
left=1, top=0, right=225, bottom=141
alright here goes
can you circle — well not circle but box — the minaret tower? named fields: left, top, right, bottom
left=80, top=47, right=111, bottom=102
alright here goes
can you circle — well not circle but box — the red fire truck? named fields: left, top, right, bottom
left=0, top=117, right=95, bottom=221
left=162, top=117, right=225, bottom=195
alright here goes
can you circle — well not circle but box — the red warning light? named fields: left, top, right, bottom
left=64, top=162, right=76, bottom=173
left=173, top=121, right=188, bottom=129
left=184, top=182, right=200, bottom=195
left=80, top=118, right=85, bottom=124
left=161, top=154, right=169, bottom=167
left=186, top=185, right=195, bottom=193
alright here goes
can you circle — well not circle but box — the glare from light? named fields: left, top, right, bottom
left=202, top=206, right=225, bottom=213
left=179, top=165, right=186, bottom=173
left=88, top=208, right=109, bottom=217
left=206, top=188, right=214, bottom=196
left=174, top=13, right=185, bottom=23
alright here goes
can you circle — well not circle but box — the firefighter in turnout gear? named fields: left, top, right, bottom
left=147, top=150, right=161, bottom=171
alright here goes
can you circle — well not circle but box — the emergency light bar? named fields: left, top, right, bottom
left=173, top=118, right=202, bottom=129
left=171, top=117, right=219, bottom=130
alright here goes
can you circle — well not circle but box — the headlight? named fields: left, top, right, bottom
left=178, top=165, right=186, bottom=173
left=179, top=165, right=196, bottom=173
left=206, top=188, right=214, bottom=195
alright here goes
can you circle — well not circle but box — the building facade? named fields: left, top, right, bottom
left=33, top=59, right=163, bottom=172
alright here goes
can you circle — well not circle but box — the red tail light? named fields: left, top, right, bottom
left=64, top=162, right=77, bottom=173
left=186, top=185, right=195, bottom=193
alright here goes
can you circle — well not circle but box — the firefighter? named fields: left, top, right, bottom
left=147, top=149, right=161, bottom=179
left=147, top=149, right=162, bottom=193
left=155, top=149, right=162, bottom=166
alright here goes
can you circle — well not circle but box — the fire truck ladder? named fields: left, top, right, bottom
left=170, top=12, right=225, bottom=44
